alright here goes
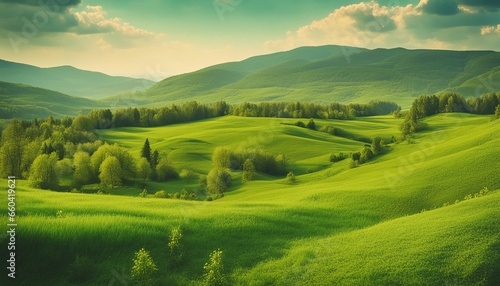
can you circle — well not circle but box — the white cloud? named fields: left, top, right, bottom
left=265, top=1, right=418, bottom=51
left=265, top=0, right=500, bottom=53
left=481, top=24, right=500, bottom=35
left=73, top=5, right=156, bottom=37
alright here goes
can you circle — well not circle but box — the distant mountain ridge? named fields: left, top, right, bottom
left=108, top=45, right=500, bottom=108
left=0, top=81, right=102, bottom=119
left=0, top=59, right=156, bottom=99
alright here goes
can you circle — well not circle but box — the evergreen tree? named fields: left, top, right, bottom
left=150, top=149, right=159, bottom=168
left=493, top=104, right=500, bottom=120
left=141, top=138, right=151, bottom=162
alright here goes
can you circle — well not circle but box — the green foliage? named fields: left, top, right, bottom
left=359, top=146, right=374, bottom=164
left=99, top=156, right=123, bottom=188
left=347, top=157, right=358, bottom=169
left=295, top=121, right=306, bottom=128
left=72, top=115, right=94, bottom=132
left=131, top=248, right=158, bottom=286
left=371, top=136, right=383, bottom=155
left=0, top=119, right=26, bottom=177
left=154, top=190, right=167, bottom=198
left=306, top=119, right=316, bottom=130
left=242, top=159, right=256, bottom=182
left=492, top=104, right=500, bottom=120
left=56, top=158, right=73, bottom=177
left=207, top=167, right=231, bottom=195
left=91, top=143, right=136, bottom=183
left=137, top=157, right=151, bottom=184
left=150, top=149, right=159, bottom=168
left=286, top=172, right=296, bottom=184
left=212, top=146, right=232, bottom=169
left=168, top=226, right=183, bottom=266
left=73, top=151, right=93, bottom=186
left=155, top=157, right=179, bottom=181
left=233, top=101, right=400, bottom=119
left=329, top=152, right=346, bottom=163
left=203, top=249, right=225, bottom=286
left=140, top=139, right=151, bottom=162
left=139, top=189, right=148, bottom=198
left=29, top=153, right=59, bottom=190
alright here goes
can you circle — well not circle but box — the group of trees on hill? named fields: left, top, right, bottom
left=0, top=118, right=179, bottom=190
left=70, top=101, right=231, bottom=130
left=401, top=92, right=500, bottom=136
left=203, top=146, right=288, bottom=196
left=232, top=101, right=400, bottom=119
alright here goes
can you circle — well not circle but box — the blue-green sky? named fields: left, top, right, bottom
left=1, top=0, right=499, bottom=78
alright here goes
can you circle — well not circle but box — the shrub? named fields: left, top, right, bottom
left=306, top=118, right=316, bottom=130
left=347, top=158, right=358, bottom=169
left=168, top=226, right=183, bottom=266
left=203, top=249, right=225, bottom=286
left=329, top=152, right=346, bottom=163
left=139, top=189, right=148, bottom=198
left=295, top=121, right=305, bottom=128
left=180, top=169, right=197, bottom=182
left=131, top=248, right=158, bottom=286
left=155, top=190, right=167, bottom=198
left=207, top=168, right=231, bottom=195
left=286, top=172, right=296, bottom=184
left=242, top=159, right=255, bottom=182
left=156, top=157, right=179, bottom=181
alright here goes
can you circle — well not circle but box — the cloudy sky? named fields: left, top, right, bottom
left=1, top=0, right=499, bottom=79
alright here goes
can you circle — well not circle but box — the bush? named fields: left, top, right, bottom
left=286, top=172, right=296, bottom=184
left=329, top=152, right=346, bottom=163
left=155, top=190, right=167, bottom=198
left=242, top=159, right=255, bottom=182
left=156, top=157, right=179, bottom=181
left=347, top=158, right=358, bottom=169
left=168, top=226, right=183, bottom=266
left=203, top=249, right=225, bottom=286
left=306, top=118, right=316, bottom=130
left=180, top=169, right=197, bottom=182
left=139, top=189, right=148, bottom=198
left=207, top=168, right=231, bottom=195
left=295, top=121, right=305, bottom=128
left=131, top=248, right=158, bottom=286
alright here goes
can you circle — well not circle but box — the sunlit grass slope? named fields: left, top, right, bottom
left=1, top=113, right=498, bottom=285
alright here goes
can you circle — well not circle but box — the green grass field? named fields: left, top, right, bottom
left=1, top=113, right=499, bottom=285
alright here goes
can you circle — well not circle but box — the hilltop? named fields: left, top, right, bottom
left=0, top=59, right=155, bottom=99
left=0, top=81, right=102, bottom=119
left=104, top=45, right=500, bottom=108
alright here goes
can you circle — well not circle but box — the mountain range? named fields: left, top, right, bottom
left=1, top=45, right=500, bottom=119
left=0, top=59, right=155, bottom=99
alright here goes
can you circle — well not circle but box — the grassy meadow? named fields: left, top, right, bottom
left=1, top=113, right=499, bottom=285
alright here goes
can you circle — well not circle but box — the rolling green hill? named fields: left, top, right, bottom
left=104, top=46, right=500, bottom=108
left=0, top=81, right=102, bottom=119
left=1, top=113, right=498, bottom=285
left=0, top=59, right=155, bottom=99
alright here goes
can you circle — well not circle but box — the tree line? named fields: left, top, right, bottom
left=401, top=92, right=500, bottom=136
left=232, top=100, right=400, bottom=119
